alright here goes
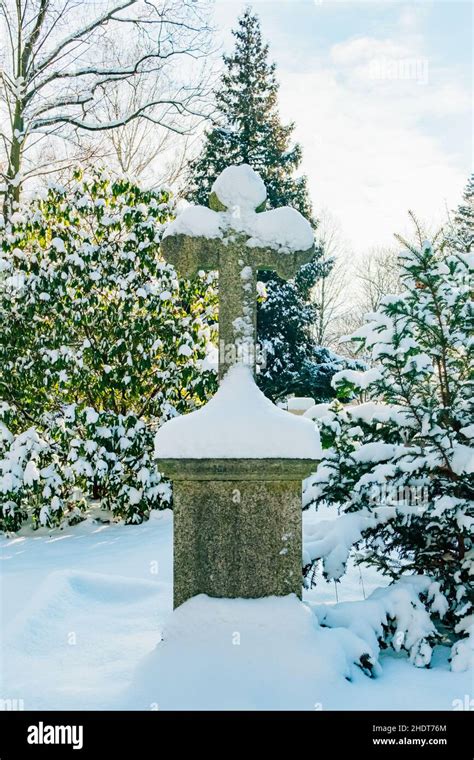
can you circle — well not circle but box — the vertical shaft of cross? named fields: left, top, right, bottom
left=160, top=165, right=315, bottom=386
left=156, top=165, right=320, bottom=611
left=218, top=242, right=258, bottom=380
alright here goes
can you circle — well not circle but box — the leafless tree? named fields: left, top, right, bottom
left=328, top=246, right=402, bottom=359
left=0, top=0, right=213, bottom=215
left=90, top=40, right=196, bottom=186
left=356, top=246, right=403, bottom=313
left=312, top=210, right=354, bottom=349
left=327, top=214, right=443, bottom=359
left=105, top=81, right=174, bottom=177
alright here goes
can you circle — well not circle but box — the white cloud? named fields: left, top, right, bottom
left=330, top=36, right=410, bottom=66
left=398, top=3, right=428, bottom=33
left=212, top=1, right=471, bottom=254
left=278, top=34, right=470, bottom=253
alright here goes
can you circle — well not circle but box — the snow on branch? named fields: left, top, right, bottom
left=303, top=508, right=395, bottom=580
left=32, top=0, right=136, bottom=76
left=312, top=576, right=448, bottom=668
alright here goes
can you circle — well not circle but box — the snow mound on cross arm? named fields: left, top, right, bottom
left=246, top=206, right=314, bottom=253
left=162, top=205, right=223, bottom=239
left=125, top=594, right=377, bottom=710
left=154, top=364, right=321, bottom=459
left=162, top=202, right=313, bottom=254
left=162, top=164, right=314, bottom=253
left=211, top=164, right=267, bottom=212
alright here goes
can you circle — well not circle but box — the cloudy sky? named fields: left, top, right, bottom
left=213, top=0, right=472, bottom=255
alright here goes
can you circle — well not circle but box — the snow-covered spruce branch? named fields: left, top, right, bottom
left=310, top=577, right=449, bottom=668
left=302, top=220, right=473, bottom=666
left=302, top=506, right=405, bottom=581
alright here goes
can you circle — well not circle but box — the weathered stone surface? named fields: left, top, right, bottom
left=161, top=458, right=315, bottom=608
left=161, top=232, right=313, bottom=380
left=159, top=458, right=316, bottom=481
left=173, top=477, right=303, bottom=608
left=156, top=167, right=318, bottom=608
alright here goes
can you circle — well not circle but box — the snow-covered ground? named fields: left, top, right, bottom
left=0, top=509, right=471, bottom=711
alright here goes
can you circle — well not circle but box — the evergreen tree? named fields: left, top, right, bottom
left=447, top=173, right=473, bottom=254
left=0, top=168, right=217, bottom=529
left=187, top=9, right=313, bottom=218
left=303, top=217, right=473, bottom=668
left=187, top=8, right=339, bottom=401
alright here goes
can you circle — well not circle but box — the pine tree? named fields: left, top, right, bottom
left=303, top=215, right=473, bottom=667
left=447, top=173, right=473, bottom=254
left=187, top=8, right=339, bottom=401
left=187, top=9, right=312, bottom=218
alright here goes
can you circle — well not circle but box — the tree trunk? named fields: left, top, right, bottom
left=3, top=101, right=24, bottom=219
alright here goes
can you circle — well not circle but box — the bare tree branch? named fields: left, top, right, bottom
left=0, top=0, right=214, bottom=215
left=31, top=0, right=135, bottom=76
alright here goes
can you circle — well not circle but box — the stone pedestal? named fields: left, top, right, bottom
left=158, top=459, right=316, bottom=608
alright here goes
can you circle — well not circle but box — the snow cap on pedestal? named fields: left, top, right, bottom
left=154, top=364, right=321, bottom=460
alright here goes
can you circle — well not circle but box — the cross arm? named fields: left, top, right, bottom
left=251, top=245, right=315, bottom=280
left=160, top=234, right=220, bottom=277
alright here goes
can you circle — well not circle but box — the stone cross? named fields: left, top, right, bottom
left=161, top=165, right=314, bottom=381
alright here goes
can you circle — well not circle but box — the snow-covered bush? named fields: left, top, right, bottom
left=0, top=169, right=217, bottom=530
left=59, top=405, right=171, bottom=524
left=0, top=403, right=85, bottom=531
left=450, top=614, right=474, bottom=672
left=304, top=226, right=473, bottom=667
left=0, top=169, right=217, bottom=421
left=0, top=402, right=171, bottom=531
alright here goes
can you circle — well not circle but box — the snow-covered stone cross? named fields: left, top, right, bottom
left=161, top=165, right=314, bottom=380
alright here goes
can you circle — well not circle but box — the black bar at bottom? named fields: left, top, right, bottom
left=0, top=710, right=471, bottom=757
